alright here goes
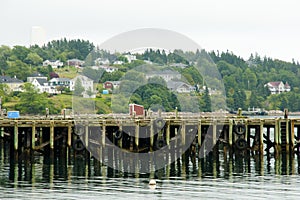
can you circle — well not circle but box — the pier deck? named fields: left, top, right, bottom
left=1, top=113, right=300, bottom=155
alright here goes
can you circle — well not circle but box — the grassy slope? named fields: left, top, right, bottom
left=3, top=66, right=112, bottom=114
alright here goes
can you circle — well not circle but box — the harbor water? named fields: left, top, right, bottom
left=1, top=140, right=300, bottom=200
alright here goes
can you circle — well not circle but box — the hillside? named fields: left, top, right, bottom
left=1, top=39, right=300, bottom=114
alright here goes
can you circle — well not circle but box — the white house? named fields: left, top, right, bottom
left=49, top=78, right=71, bottom=88
left=95, top=58, right=110, bottom=65
left=124, top=54, right=137, bottom=63
left=43, top=60, right=64, bottom=68
left=27, top=73, right=47, bottom=83
left=146, top=70, right=182, bottom=82
left=70, top=75, right=95, bottom=98
left=166, top=81, right=195, bottom=93
left=31, top=78, right=59, bottom=94
left=113, top=60, right=124, bottom=65
left=264, top=81, right=291, bottom=94
left=91, top=65, right=118, bottom=73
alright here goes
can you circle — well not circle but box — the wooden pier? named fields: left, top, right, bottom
left=0, top=113, right=300, bottom=158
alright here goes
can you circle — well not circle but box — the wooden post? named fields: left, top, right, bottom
left=229, top=119, right=233, bottom=147
left=102, top=124, right=106, bottom=147
left=213, top=120, right=217, bottom=147
left=244, top=119, right=248, bottom=141
left=0, top=127, right=3, bottom=138
left=181, top=121, right=186, bottom=146
left=67, top=121, right=72, bottom=147
left=275, top=118, right=279, bottom=145
left=166, top=120, right=170, bottom=145
left=50, top=121, right=54, bottom=150
left=278, top=119, right=282, bottom=145
left=14, top=121, right=18, bottom=151
left=39, top=127, right=43, bottom=146
left=260, top=120, right=264, bottom=151
left=197, top=120, right=202, bottom=147
left=85, top=123, right=89, bottom=148
left=31, top=122, right=36, bottom=150
left=286, top=119, right=290, bottom=145
left=291, top=120, right=295, bottom=149
left=135, top=121, right=139, bottom=148
left=118, top=125, right=123, bottom=148
left=150, top=120, right=154, bottom=151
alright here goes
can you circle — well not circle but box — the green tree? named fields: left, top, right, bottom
left=202, top=86, right=212, bottom=112
left=10, top=46, right=30, bottom=62
left=6, top=60, right=31, bottom=81
left=16, top=83, right=58, bottom=114
left=74, top=78, right=85, bottom=96
left=24, top=52, right=43, bottom=66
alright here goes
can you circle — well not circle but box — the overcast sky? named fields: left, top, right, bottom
left=1, top=0, right=299, bottom=62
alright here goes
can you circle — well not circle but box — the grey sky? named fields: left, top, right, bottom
left=0, top=0, right=299, bottom=62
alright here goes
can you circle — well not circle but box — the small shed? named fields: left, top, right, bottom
left=129, top=103, right=144, bottom=116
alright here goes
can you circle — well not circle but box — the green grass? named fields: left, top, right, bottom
left=50, top=93, right=111, bottom=114
left=54, top=66, right=80, bottom=79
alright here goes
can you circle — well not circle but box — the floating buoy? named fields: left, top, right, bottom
left=149, top=179, right=156, bottom=185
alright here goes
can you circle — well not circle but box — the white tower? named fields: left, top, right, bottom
left=31, top=26, right=46, bottom=46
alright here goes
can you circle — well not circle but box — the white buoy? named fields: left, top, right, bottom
left=149, top=179, right=156, bottom=190
left=149, top=179, right=156, bottom=185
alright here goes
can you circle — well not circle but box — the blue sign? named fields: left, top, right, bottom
left=7, top=111, right=20, bottom=119
left=102, top=90, right=109, bottom=94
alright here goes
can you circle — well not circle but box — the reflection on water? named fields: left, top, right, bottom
left=1, top=140, right=300, bottom=199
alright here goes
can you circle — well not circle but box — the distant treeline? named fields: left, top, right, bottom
left=1, top=38, right=300, bottom=112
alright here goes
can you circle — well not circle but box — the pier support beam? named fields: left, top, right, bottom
left=260, top=120, right=264, bottom=152
left=286, top=119, right=290, bottom=145
left=181, top=121, right=186, bottom=146
left=150, top=120, right=154, bottom=151
left=0, top=127, right=4, bottom=138
left=102, top=124, right=106, bottom=147
left=14, top=121, right=18, bottom=151
left=213, top=120, right=217, bottom=147
left=166, top=120, right=170, bottom=145
left=67, top=121, right=72, bottom=147
left=50, top=121, right=54, bottom=150
left=118, top=125, right=123, bottom=148
left=291, top=120, right=295, bottom=149
left=135, top=122, right=139, bottom=149
left=31, top=122, right=35, bottom=150
left=85, top=123, right=89, bottom=149
left=229, top=119, right=233, bottom=147
left=197, top=120, right=202, bottom=147
left=275, top=118, right=279, bottom=146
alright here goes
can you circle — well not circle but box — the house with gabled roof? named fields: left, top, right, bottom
left=103, top=81, right=121, bottom=90
left=27, top=72, right=47, bottom=83
left=67, top=59, right=84, bottom=67
left=146, top=70, right=181, bottom=82
left=166, top=81, right=195, bottom=93
left=70, top=75, right=95, bottom=98
left=31, top=78, right=59, bottom=94
left=0, top=75, right=24, bottom=92
left=49, top=78, right=71, bottom=88
left=264, top=81, right=291, bottom=94
left=43, top=60, right=63, bottom=69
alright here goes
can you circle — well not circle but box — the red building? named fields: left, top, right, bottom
left=129, top=103, right=144, bottom=116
